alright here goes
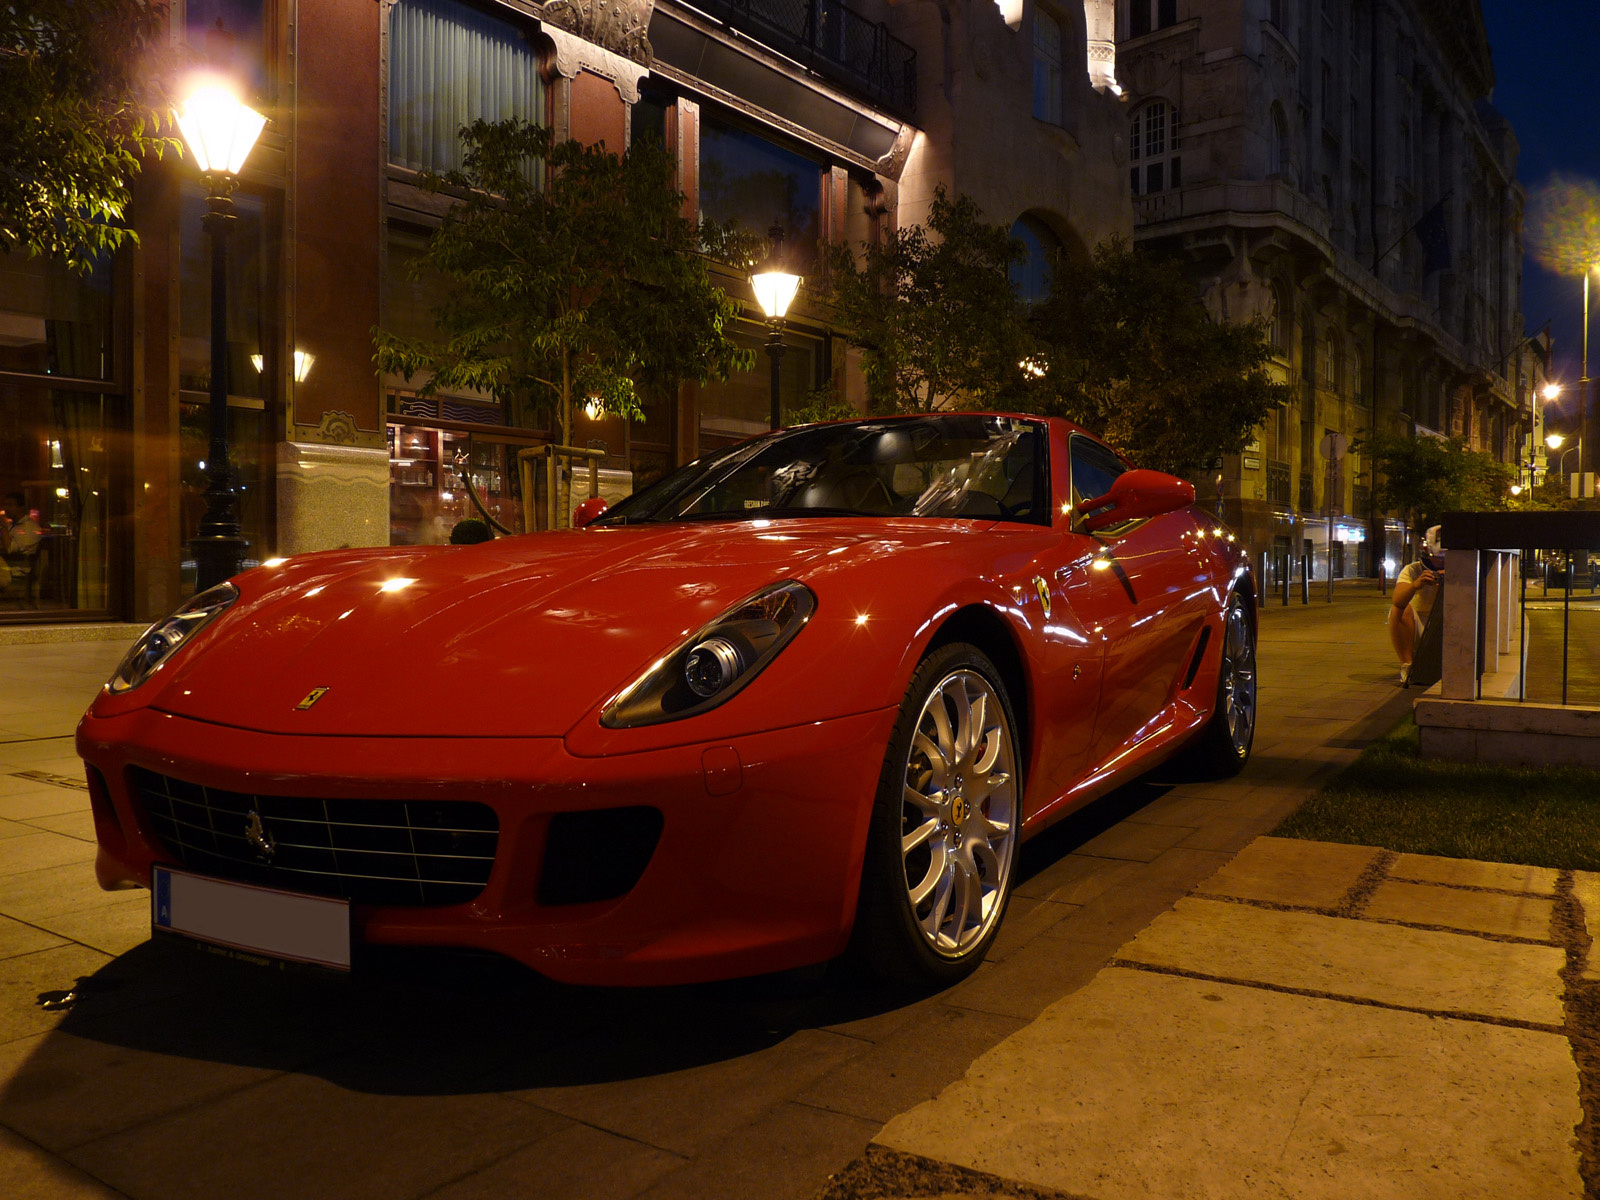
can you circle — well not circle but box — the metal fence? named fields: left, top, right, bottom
left=1439, top=512, right=1600, bottom=707
left=692, top=0, right=918, bottom=117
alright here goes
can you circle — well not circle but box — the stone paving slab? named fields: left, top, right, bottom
left=875, top=968, right=1584, bottom=1200
left=1390, top=853, right=1559, bottom=896
left=1363, top=879, right=1554, bottom=942
left=1194, top=836, right=1378, bottom=909
left=1117, top=897, right=1566, bottom=1026
left=0, top=1125, right=123, bottom=1199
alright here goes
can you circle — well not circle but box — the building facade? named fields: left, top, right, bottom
left=1117, top=0, right=1524, bottom=581
left=0, top=0, right=1130, bottom=625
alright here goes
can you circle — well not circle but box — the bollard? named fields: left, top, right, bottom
left=1300, top=554, right=1310, bottom=604
left=1281, top=555, right=1290, bottom=606
left=1257, top=551, right=1268, bottom=608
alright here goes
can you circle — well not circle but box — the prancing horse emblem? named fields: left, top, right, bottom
left=296, top=687, right=329, bottom=710
left=245, top=810, right=276, bottom=860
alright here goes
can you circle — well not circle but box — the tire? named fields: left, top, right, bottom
left=1194, top=595, right=1257, bottom=776
left=851, top=642, right=1022, bottom=988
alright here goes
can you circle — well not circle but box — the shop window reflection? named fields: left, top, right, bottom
left=177, top=401, right=271, bottom=595
left=0, top=256, right=113, bottom=380
left=186, top=0, right=269, bottom=101
left=697, top=327, right=819, bottom=452
left=0, top=380, right=112, bottom=617
left=388, top=424, right=527, bottom=544
left=700, top=115, right=822, bottom=275
left=179, top=185, right=273, bottom=399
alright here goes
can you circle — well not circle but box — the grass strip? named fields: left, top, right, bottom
left=1274, top=715, right=1600, bottom=870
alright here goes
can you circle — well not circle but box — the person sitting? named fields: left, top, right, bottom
left=1, top=492, right=42, bottom=596
left=1388, top=524, right=1444, bottom=686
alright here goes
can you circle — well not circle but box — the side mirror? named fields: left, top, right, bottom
left=572, top=496, right=610, bottom=529
left=1080, top=469, right=1195, bottom=533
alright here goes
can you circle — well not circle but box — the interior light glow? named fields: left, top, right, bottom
left=583, top=397, right=605, bottom=421
left=378, top=578, right=417, bottom=593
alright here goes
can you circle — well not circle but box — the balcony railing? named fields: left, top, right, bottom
left=690, top=0, right=917, bottom=117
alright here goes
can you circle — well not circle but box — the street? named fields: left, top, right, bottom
left=0, top=592, right=1409, bottom=1200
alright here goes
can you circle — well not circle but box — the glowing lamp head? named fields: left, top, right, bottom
left=1542, top=382, right=1562, bottom=401
left=751, top=267, right=801, bottom=321
left=1546, top=433, right=1566, bottom=450
left=175, top=77, right=267, bottom=177
left=1510, top=483, right=1524, bottom=496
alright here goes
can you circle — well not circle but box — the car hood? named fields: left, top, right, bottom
left=150, top=519, right=994, bottom=737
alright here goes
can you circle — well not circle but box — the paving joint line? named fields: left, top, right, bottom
left=0, top=1117, right=136, bottom=1200
left=1196, top=886, right=1555, bottom=945
left=1336, top=847, right=1397, bottom=918
left=1106, top=957, right=1566, bottom=1035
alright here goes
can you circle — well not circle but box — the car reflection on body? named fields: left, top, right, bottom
left=78, top=414, right=1256, bottom=986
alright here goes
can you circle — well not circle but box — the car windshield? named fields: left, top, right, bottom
left=595, top=416, right=1047, bottom=526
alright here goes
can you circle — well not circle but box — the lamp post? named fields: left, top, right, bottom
left=750, top=225, right=801, bottom=432
left=174, top=77, right=267, bottom=591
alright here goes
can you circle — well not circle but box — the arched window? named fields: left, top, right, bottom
left=1268, top=102, right=1288, bottom=176
left=1352, top=344, right=1365, bottom=403
left=1010, top=214, right=1061, bottom=304
left=1129, top=101, right=1181, bottom=195
left=1323, top=330, right=1340, bottom=392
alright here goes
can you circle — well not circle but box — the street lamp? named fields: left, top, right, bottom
left=750, top=225, right=801, bottom=431
left=174, top=76, right=267, bottom=591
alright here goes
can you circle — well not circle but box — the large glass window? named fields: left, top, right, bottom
left=699, top=115, right=822, bottom=275
left=387, top=423, right=528, bottom=544
left=388, top=0, right=544, bottom=175
left=0, top=381, right=114, bottom=617
left=1129, top=101, right=1181, bottom=195
left=0, top=256, right=113, bottom=381
left=179, top=185, right=274, bottom=399
left=1010, top=215, right=1060, bottom=305
left=187, top=0, right=268, bottom=101
left=696, top=327, right=820, bottom=452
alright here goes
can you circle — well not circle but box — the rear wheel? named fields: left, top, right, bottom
left=1194, top=595, right=1256, bottom=775
left=852, top=643, right=1021, bottom=987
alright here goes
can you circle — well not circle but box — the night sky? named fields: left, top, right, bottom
left=1479, top=1, right=1600, bottom=426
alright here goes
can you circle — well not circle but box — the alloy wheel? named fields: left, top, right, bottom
left=1220, top=603, right=1257, bottom=755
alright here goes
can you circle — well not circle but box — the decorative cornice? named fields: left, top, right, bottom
left=539, top=0, right=653, bottom=66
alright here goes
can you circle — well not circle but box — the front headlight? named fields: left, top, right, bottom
left=601, top=580, right=815, bottom=728
left=107, top=582, right=239, bottom=694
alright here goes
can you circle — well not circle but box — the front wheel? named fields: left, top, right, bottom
left=1194, top=595, right=1257, bottom=776
left=852, top=643, right=1021, bottom=988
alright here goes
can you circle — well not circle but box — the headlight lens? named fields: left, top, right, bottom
left=107, top=582, right=239, bottom=694
left=601, top=580, right=815, bottom=728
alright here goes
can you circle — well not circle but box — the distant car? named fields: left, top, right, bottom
left=78, top=414, right=1256, bottom=987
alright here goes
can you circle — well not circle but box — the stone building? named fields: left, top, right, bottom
left=0, top=0, right=1130, bottom=625
left=1117, top=0, right=1524, bottom=580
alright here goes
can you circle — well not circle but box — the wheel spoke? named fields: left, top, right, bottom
left=972, top=724, right=1003, bottom=775
left=912, top=732, right=949, bottom=782
left=922, top=866, right=955, bottom=940
left=966, top=692, right=987, bottom=761
left=903, top=783, right=941, bottom=818
left=908, top=841, right=948, bottom=906
left=949, top=863, right=975, bottom=943
left=902, top=816, right=940, bottom=855
left=967, top=769, right=1011, bottom=805
left=927, top=692, right=957, bottom=768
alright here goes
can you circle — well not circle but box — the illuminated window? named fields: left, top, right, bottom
left=1129, top=101, right=1181, bottom=195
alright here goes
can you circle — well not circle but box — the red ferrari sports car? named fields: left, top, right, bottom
left=78, top=414, right=1255, bottom=986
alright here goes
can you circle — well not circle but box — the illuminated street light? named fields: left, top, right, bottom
left=175, top=75, right=267, bottom=591
left=1543, top=381, right=1562, bottom=401
left=750, top=225, right=801, bottom=432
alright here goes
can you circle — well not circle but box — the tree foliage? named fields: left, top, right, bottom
left=1020, top=237, right=1290, bottom=475
left=822, top=188, right=1028, bottom=414
left=1357, top=429, right=1516, bottom=525
left=373, top=120, right=752, bottom=446
left=0, top=0, right=181, bottom=270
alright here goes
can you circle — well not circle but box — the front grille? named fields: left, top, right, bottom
left=130, top=768, right=498, bottom=907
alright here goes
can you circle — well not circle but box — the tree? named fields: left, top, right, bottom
left=0, top=0, right=181, bottom=270
left=1358, top=429, right=1516, bottom=527
left=1019, top=237, right=1290, bottom=475
left=373, top=119, right=752, bottom=447
left=822, top=188, right=1028, bottom=414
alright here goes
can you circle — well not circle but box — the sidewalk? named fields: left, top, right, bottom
left=826, top=836, right=1584, bottom=1198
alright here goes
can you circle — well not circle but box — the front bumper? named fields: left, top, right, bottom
left=77, top=705, right=898, bottom=986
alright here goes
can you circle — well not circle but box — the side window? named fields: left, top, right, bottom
left=1069, top=435, right=1126, bottom=510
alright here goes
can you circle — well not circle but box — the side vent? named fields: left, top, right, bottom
left=1181, top=626, right=1213, bottom=692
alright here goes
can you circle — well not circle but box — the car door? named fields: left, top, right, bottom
left=1065, top=435, right=1210, bottom=769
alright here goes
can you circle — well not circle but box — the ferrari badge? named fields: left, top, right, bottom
left=1033, top=576, right=1052, bottom=619
left=296, top=687, right=330, bottom=710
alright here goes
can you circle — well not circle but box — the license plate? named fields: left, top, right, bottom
left=152, top=866, right=351, bottom=971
